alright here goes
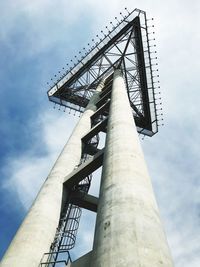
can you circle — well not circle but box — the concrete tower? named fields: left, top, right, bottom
left=90, top=70, right=173, bottom=267
left=0, top=9, right=174, bottom=267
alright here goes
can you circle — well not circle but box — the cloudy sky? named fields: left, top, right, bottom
left=0, top=0, right=200, bottom=266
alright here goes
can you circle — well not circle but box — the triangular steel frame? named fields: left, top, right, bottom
left=47, top=9, right=158, bottom=136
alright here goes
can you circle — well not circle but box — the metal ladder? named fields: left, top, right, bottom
left=39, top=134, right=99, bottom=266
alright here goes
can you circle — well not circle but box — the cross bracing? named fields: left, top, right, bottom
left=47, top=9, right=159, bottom=136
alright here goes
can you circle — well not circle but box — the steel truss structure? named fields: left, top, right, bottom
left=47, top=8, right=161, bottom=136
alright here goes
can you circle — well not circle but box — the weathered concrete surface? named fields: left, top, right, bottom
left=90, top=70, right=174, bottom=267
left=70, top=251, right=92, bottom=267
left=0, top=82, right=104, bottom=267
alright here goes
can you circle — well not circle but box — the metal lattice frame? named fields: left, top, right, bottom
left=47, top=9, right=160, bottom=136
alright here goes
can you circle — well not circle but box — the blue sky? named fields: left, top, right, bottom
left=0, top=0, right=200, bottom=266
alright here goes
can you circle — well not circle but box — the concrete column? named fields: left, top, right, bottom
left=0, top=81, right=104, bottom=267
left=90, top=70, right=174, bottom=267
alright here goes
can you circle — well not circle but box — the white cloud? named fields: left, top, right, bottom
left=0, top=0, right=97, bottom=59
left=2, top=109, right=77, bottom=209
left=142, top=124, right=200, bottom=267
left=1, top=0, right=200, bottom=266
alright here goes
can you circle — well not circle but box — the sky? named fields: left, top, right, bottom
left=0, top=0, right=200, bottom=266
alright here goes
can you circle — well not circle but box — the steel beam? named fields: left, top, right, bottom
left=70, top=193, right=98, bottom=213
left=64, top=148, right=104, bottom=188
